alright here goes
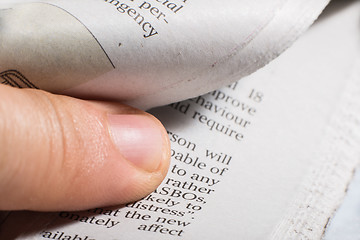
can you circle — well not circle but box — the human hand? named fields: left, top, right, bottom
left=0, top=85, right=171, bottom=211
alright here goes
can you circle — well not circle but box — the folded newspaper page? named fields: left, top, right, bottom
left=2, top=1, right=360, bottom=240
left=1, top=0, right=329, bottom=109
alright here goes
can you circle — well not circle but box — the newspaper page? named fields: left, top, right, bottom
left=1, top=0, right=329, bottom=109
left=1, top=1, right=360, bottom=239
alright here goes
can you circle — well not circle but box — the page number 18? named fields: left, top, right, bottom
left=249, top=89, right=264, bottom=103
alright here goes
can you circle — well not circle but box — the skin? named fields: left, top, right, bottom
left=0, top=85, right=171, bottom=211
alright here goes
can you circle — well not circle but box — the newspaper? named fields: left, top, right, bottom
left=1, top=0, right=329, bottom=109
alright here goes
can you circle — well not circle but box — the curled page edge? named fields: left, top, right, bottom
left=125, top=0, right=330, bottom=109
left=0, top=0, right=330, bottom=110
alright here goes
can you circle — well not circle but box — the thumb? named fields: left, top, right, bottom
left=0, top=85, right=170, bottom=211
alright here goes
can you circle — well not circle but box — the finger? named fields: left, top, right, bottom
left=0, top=85, right=170, bottom=211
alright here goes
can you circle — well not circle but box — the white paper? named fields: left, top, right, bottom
left=1, top=0, right=329, bottom=109
left=1, top=2, right=359, bottom=239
